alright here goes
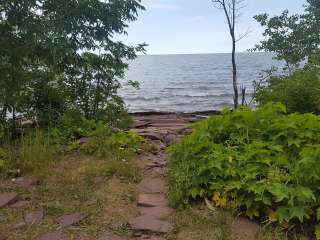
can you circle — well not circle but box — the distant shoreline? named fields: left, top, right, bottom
left=136, top=51, right=269, bottom=56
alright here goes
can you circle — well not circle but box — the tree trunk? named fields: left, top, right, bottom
left=11, top=106, right=16, bottom=139
left=231, top=37, right=239, bottom=109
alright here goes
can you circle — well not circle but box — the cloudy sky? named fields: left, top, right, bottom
left=121, top=0, right=306, bottom=55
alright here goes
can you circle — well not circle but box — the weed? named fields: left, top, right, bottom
left=169, top=103, right=320, bottom=233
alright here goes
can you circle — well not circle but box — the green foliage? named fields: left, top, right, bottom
left=253, top=66, right=320, bottom=114
left=102, top=159, right=141, bottom=182
left=4, top=131, right=57, bottom=176
left=0, top=111, right=141, bottom=177
left=253, top=51, right=320, bottom=114
left=82, top=125, right=145, bottom=159
left=0, top=0, right=145, bottom=130
left=253, top=0, right=320, bottom=72
left=169, top=103, right=320, bottom=227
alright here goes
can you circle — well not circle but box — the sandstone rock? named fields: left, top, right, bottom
left=0, top=214, right=7, bottom=222
left=132, top=120, right=152, bottom=128
left=14, top=176, right=40, bottom=188
left=109, top=218, right=123, bottom=230
left=231, top=217, right=261, bottom=240
left=0, top=234, right=6, bottom=240
left=10, top=200, right=30, bottom=208
left=139, top=132, right=164, bottom=141
left=79, top=137, right=91, bottom=144
left=77, top=237, right=95, bottom=240
left=138, top=194, right=169, bottom=207
left=179, top=128, right=193, bottom=135
left=25, top=209, right=44, bottom=225
left=129, top=215, right=172, bottom=233
left=36, top=232, right=65, bottom=240
left=98, top=232, right=124, bottom=240
left=164, top=134, right=178, bottom=145
left=131, top=129, right=166, bottom=141
left=137, top=178, right=166, bottom=194
left=0, top=192, right=19, bottom=208
left=12, top=221, right=27, bottom=230
left=135, top=236, right=164, bottom=240
left=139, top=206, right=174, bottom=220
left=57, top=213, right=88, bottom=227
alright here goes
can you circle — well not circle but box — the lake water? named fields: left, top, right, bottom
left=121, top=52, right=284, bottom=113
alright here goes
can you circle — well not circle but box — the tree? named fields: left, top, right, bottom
left=253, top=0, right=320, bottom=75
left=211, top=0, right=247, bottom=109
left=0, top=0, right=145, bottom=130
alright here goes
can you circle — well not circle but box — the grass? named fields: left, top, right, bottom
left=166, top=204, right=307, bottom=240
left=1, top=131, right=57, bottom=178
left=167, top=205, right=232, bottom=240
left=0, top=153, right=140, bottom=240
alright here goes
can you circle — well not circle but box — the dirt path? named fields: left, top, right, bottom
left=128, top=113, right=206, bottom=239
left=0, top=112, right=263, bottom=240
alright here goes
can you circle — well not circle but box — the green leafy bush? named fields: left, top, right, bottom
left=254, top=68, right=320, bottom=114
left=254, top=51, right=320, bottom=114
left=169, top=103, right=320, bottom=226
left=0, top=109, right=142, bottom=177
left=82, top=124, right=145, bottom=159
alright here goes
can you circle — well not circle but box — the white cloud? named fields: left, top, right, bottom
left=143, top=0, right=179, bottom=10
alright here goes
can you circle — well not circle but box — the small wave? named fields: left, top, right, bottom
left=171, top=93, right=234, bottom=98
left=124, top=96, right=162, bottom=101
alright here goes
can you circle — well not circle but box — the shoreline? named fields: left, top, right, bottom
left=131, top=110, right=221, bottom=117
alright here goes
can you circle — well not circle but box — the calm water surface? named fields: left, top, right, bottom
left=121, top=53, right=284, bottom=112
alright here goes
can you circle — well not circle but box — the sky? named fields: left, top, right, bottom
left=120, top=0, right=306, bottom=55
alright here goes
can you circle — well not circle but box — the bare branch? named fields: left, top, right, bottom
left=236, top=28, right=252, bottom=42
left=211, top=0, right=247, bottom=109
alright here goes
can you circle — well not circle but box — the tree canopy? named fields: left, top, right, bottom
left=253, top=0, right=320, bottom=74
left=0, top=0, right=145, bottom=128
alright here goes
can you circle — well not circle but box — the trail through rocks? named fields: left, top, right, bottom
left=0, top=112, right=213, bottom=240
left=129, top=113, right=206, bottom=240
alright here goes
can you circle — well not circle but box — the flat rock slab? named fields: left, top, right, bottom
left=231, top=217, right=261, bottom=240
left=137, top=178, right=166, bottom=194
left=145, top=154, right=166, bottom=163
left=133, top=121, right=152, bottom=128
left=138, top=194, right=169, bottom=207
left=12, top=221, right=27, bottom=230
left=37, top=232, right=66, bottom=240
left=129, top=215, right=172, bottom=234
left=14, top=176, right=40, bottom=188
left=135, top=236, right=164, bottom=240
left=25, top=209, right=44, bottom=225
left=57, top=213, right=88, bottom=227
left=98, top=232, right=125, bottom=240
left=0, top=214, right=7, bottom=222
left=164, top=134, right=178, bottom=145
left=0, top=192, right=19, bottom=208
left=136, top=132, right=164, bottom=141
left=10, top=200, right=30, bottom=208
left=139, top=206, right=174, bottom=220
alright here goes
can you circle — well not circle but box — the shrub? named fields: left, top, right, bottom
left=82, top=124, right=145, bottom=159
left=254, top=69, right=320, bottom=114
left=169, top=103, right=320, bottom=227
left=54, top=110, right=103, bottom=142
left=254, top=51, right=320, bottom=114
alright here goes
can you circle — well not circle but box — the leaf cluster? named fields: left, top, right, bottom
left=169, top=103, right=320, bottom=229
left=253, top=52, right=320, bottom=114
left=253, top=0, right=320, bottom=71
left=0, top=0, right=145, bottom=130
